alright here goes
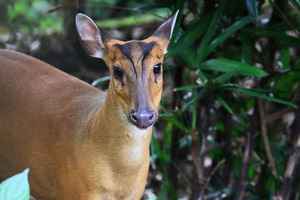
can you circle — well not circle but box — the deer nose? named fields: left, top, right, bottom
left=129, top=109, right=157, bottom=129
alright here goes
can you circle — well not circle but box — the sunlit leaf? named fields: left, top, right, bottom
left=0, top=169, right=30, bottom=200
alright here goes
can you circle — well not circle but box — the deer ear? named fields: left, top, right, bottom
left=152, top=10, right=179, bottom=54
left=75, top=13, right=105, bottom=59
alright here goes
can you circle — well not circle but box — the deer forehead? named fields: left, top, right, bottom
left=107, top=40, right=163, bottom=73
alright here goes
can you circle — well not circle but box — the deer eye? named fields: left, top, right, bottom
left=153, top=63, right=161, bottom=75
left=113, top=66, right=124, bottom=82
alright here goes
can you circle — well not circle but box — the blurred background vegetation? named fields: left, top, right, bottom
left=0, top=0, right=300, bottom=199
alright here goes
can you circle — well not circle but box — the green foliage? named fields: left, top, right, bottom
left=1, top=0, right=300, bottom=199
left=203, top=58, right=268, bottom=78
left=0, top=169, right=30, bottom=200
left=156, top=0, right=300, bottom=198
left=7, top=0, right=62, bottom=34
left=96, top=8, right=169, bottom=28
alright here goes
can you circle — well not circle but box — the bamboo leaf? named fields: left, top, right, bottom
left=246, top=0, right=258, bottom=17
left=224, top=84, right=297, bottom=108
left=203, top=58, right=268, bottom=77
left=217, top=97, right=235, bottom=115
left=196, top=0, right=226, bottom=64
left=243, top=28, right=300, bottom=47
left=208, top=16, right=254, bottom=54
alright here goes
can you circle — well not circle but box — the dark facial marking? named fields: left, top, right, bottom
left=113, top=66, right=125, bottom=85
left=140, top=42, right=156, bottom=82
left=115, top=41, right=156, bottom=78
left=115, top=43, right=132, bottom=61
left=114, top=41, right=161, bottom=128
left=116, top=41, right=155, bottom=59
left=115, top=42, right=159, bottom=119
left=141, top=42, right=155, bottom=62
left=115, top=43, right=137, bottom=77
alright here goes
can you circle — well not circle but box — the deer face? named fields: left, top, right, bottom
left=76, top=12, right=178, bottom=129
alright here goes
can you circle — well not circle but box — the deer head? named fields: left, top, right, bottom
left=76, top=11, right=178, bottom=129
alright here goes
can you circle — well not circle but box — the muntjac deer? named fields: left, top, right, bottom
left=0, top=11, right=178, bottom=200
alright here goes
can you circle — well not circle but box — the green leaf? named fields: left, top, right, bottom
left=289, top=0, right=300, bottom=11
left=279, top=48, right=290, bottom=69
left=203, top=58, right=268, bottom=77
left=173, top=85, right=199, bottom=92
left=274, top=71, right=300, bottom=99
left=208, top=16, right=254, bottom=54
left=151, top=132, right=162, bottom=162
left=92, top=76, right=110, bottom=86
left=240, top=32, right=253, bottom=64
left=217, top=97, right=235, bottom=115
left=213, top=72, right=236, bottom=84
left=95, top=8, right=169, bottom=28
left=8, top=1, right=29, bottom=20
left=246, top=0, right=258, bottom=17
left=265, top=176, right=277, bottom=193
left=248, top=163, right=255, bottom=178
left=244, top=28, right=300, bottom=47
left=169, top=14, right=211, bottom=69
left=224, top=84, right=297, bottom=108
left=0, top=169, right=30, bottom=200
left=196, top=0, right=226, bottom=63
left=166, top=116, right=190, bottom=134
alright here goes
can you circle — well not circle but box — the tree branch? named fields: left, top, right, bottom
left=258, top=100, right=278, bottom=177
left=236, top=130, right=253, bottom=200
left=276, top=94, right=300, bottom=200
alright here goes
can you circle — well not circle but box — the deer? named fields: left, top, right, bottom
left=0, top=11, right=178, bottom=200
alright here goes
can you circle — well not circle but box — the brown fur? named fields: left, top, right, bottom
left=0, top=11, right=177, bottom=200
left=0, top=38, right=163, bottom=200
left=105, top=39, right=164, bottom=114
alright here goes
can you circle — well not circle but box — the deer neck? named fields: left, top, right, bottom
left=86, top=88, right=152, bottom=168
